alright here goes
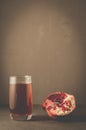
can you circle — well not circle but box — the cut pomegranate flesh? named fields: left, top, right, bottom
left=42, top=92, right=76, bottom=118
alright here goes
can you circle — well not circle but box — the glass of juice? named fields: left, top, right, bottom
left=9, top=75, right=33, bottom=120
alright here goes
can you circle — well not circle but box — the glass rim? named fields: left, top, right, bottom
left=9, top=75, right=32, bottom=84
left=10, top=75, right=31, bottom=78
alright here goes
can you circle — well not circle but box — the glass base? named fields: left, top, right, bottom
left=10, top=113, right=32, bottom=121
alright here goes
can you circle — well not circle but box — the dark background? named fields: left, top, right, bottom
left=0, top=0, right=86, bottom=105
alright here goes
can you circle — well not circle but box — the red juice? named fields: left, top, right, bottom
left=9, top=76, right=33, bottom=120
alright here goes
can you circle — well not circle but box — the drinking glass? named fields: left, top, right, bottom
left=9, top=75, right=33, bottom=120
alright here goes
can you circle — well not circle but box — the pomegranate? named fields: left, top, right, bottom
left=42, top=92, right=76, bottom=118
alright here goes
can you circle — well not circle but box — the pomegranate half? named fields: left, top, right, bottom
left=42, top=92, right=76, bottom=118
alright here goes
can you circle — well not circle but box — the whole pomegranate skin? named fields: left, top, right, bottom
left=42, top=92, right=76, bottom=118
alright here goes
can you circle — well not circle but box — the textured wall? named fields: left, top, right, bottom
left=0, top=0, right=86, bottom=104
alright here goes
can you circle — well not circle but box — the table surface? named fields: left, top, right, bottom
left=0, top=105, right=86, bottom=130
